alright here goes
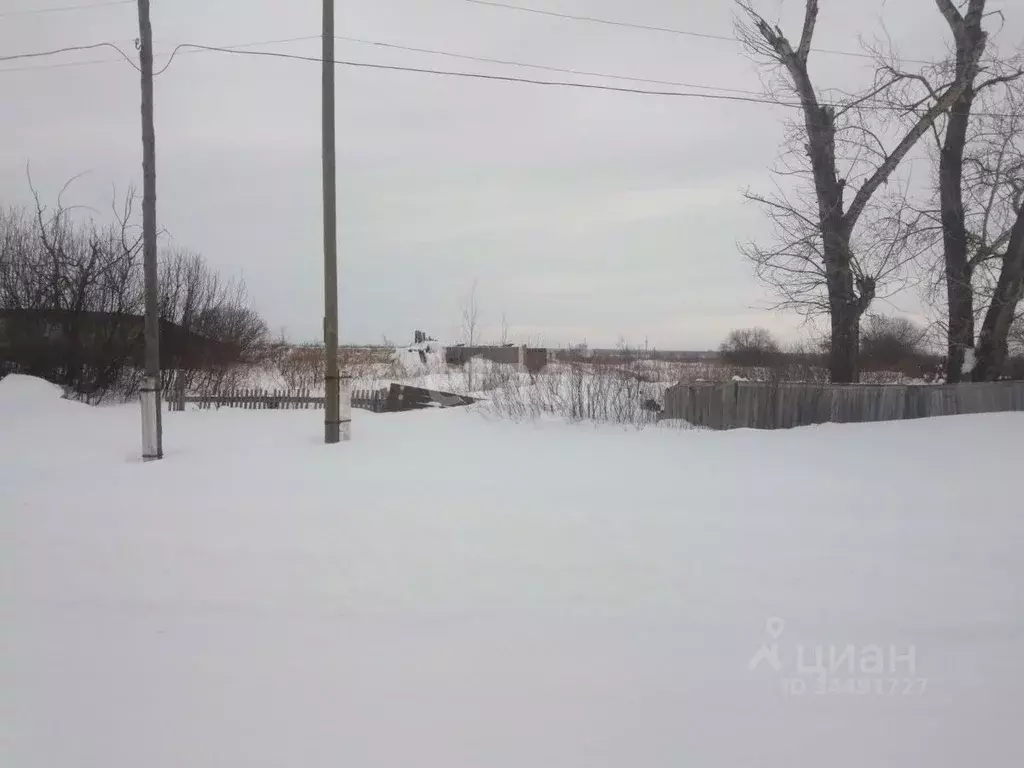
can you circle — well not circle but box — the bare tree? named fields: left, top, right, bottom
left=459, top=280, right=481, bottom=390
left=736, top=0, right=985, bottom=382
left=860, top=314, right=927, bottom=370
left=1, top=179, right=267, bottom=398
left=884, top=21, right=1024, bottom=380
left=920, top=0, right=993, bottom=381
left=719, top=327, right=781, bottom=367
left=460, top=280, right=480, bottom=346
left=969, top=82, right=1024, bottom=380
left=1, top=182, right=145, bottom=394
left=158, top=248, right=268, bottom=393
left=918, top=4, right=1021, bottom=380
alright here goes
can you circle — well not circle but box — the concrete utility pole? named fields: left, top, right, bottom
left=322, top=0, right=350, bottom=443
left=137, top=0, right=162, bottom=460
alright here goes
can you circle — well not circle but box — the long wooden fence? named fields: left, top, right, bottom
left=660, top=380, right=1024, bottom=430
left=169, top=384, right=478, bottom=414
left=171, top=388, right=387, bottom=413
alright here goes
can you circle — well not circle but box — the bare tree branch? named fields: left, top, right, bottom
left=845, top=78, right=979, bottom=230
left=933, top=0, right=964, bottom=29
left=796, top=0, right=818, bottom=63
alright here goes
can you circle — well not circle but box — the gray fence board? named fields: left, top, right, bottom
left=660, top=380, right=1024, bottom=430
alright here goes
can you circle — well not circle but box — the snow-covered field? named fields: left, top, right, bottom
left=2, top=374, right=1022, bottom=767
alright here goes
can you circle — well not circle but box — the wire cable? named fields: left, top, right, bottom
left=465, top=0, right=737, bottom=44
left=334, top=35, right=764, bottom=96
left=462, top=0, right=933, bottom=65
left=154, top=43, right=976, bottom=115
left=0, top=0, right=132, bottom=18
left=0, top=42, right=140, bottom=71
left=152, top=43, right=802, bottom=106
left=150, top=36, right=320, bottom=75
left=0, top=35, right=319, bottom=75
left=157, top=43, right=1015, bottom=118
left=1, top=35, right=1011, bottom=118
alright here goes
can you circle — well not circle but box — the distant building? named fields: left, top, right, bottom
left=0, top=309, right=239, bottom=372
left=445, top=345, right=549, bottom=372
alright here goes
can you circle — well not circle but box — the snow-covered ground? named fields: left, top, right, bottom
left=2, top=374, right=1022, bottom=767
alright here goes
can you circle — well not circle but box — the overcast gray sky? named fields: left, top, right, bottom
left=2, top=0, right=1022, bottom=347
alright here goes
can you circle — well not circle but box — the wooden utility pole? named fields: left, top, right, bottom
left=138, top=0, right=162, bottom=460
left=322, top=0, right=349, bottom=443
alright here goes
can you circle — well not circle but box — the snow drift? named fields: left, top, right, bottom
left=2, top=376, right=1022, bottom=767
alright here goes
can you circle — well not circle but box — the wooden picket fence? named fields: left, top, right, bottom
left=351, top=389, right=387, bottom=412
left=170, top=387, right=387, bottom=413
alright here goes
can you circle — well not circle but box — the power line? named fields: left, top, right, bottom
left=462, top=0, right=932, bottom=65
left=0, top=0, right=132, bottom=18
left=152, top=42, right=1017, bottom=118
left=3, top=32, right=756, bottom=94
left=1, top=35, right=1010, bottom=118
left=464, top=0, right=738, bottom=44
left=0, top=36, right=319, bottom=74
left=335, top=35, right=764, bottom=96
left=152, top=43, right=800, bottom=105
left=152, top=36, right=321, bottom=75
left=0, top=42, right=140, bottom=71
left=0, top=54, right=122, bottom=73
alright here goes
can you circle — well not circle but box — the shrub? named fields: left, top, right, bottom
left=859, top=315, right=925, bottom=371
left=719, top=328, right=781, bottom=367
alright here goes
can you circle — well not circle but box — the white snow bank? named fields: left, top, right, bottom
left=394, top=341, right=446, bottom=376
left=2, top=394, right=1023, bottom=767
left=0, top=373, right=65, bottom=403
left=0, top=375, right=136, bottom=468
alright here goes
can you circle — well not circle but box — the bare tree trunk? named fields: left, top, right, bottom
left=829, top=300, right=861, bottom=383
left=940, top=90, right=976, bottom=382
left=944, top=265, right=975, bottom=382
left=973, top=209, right=1024, bottom=380
left=936, top=0, right=987, bottom=381
left=822, top=223, right=862, bottom=382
